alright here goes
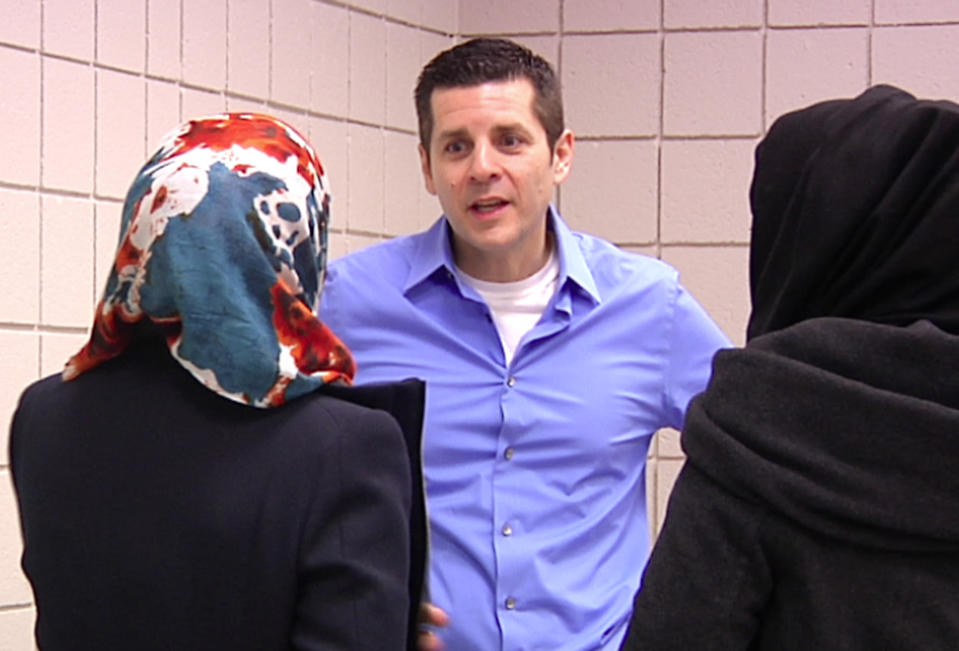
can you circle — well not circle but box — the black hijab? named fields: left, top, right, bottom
left=747, top=84, right=959, bottom=340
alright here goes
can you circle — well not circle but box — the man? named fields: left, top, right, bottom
left=320, top=37, right=730, bottom=650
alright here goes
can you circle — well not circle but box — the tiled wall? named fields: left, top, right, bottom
left=2, top=0, right=958, bottom=643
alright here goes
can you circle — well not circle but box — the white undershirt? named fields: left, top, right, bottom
left=456, top=249, right=560, bottom=366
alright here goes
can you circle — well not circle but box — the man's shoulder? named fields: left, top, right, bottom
left=326, top=231, right=424, bottom=288
left=570, top=230, right=679, bottom=290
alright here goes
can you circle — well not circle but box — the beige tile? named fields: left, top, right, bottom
left=348, top=0, right=388, bottom=13
left=40, top=196, right=95, bottom=328
left=459, top=0, right=559, bottom=35
left=385, top=23, right=421, bottom=132
left=766, top=28, right=868, bottom=126
left=94, top=199, right=123, bottom=300
left=563, top=33, right=660, bottom=137
left=653, top=457, right=684, bottom=536
left=386, top=0, right=422, bottom=25
left=346, top=232, right=385, bottom=254
left=384, top=130, right=427, bottom=236
left=873, top=25, right=959, bottom=100
left=0, top=607, right=35, bottom=651
left=349, top=12, right=386, bottom=125
left=504, top=35, right=559, bottom=69
left=768, top=0, right=870, bottom=26
left=875, top=0, right=959, bottom=24
left=665, top=0, right=762, bottom=29
left=42, top=0, right=94, bottom=61
left=182, top=0, right=227, bottom=90
left=661, top=245, right=750, bottom=345
left=307, top=116, right=349, bottom=219
left=147, top=0, right=180, bottom=79
left=656, top=427, right=684, bottom=459
left=181, top=88, right=226, bottom=122
left=310, top=1, right=349, bottom=118
left=661, top=139, right=754, bottom=244
left=40, top=332, right=88, bottom=377
left=42, top=58, right=94, bottom=193
left=559, top=139, right=658, bottom=245
left=146, top=80, right=182, bottom=150
left=0, top=190, right=40, bottom=324
left=0, top=472, right=31, bottom=603
left=96, top=0, right=146, bottom=72
left=664, top=31, right=762, bottom=136
left=272, top=0, right=312, bottom=109
left=420, top=0, right=456, bottom=34
left=347, top=124, right=385, bottom=233
left=96, top=70, right=146, bottom=199
left=226, top=96, right=267, bottom=114
left=0, top=47, right=40, bottom=187
left=0, top=332, right=41, bottom=456
left=227, top=0, right=270, bottom=99
left=0, top=0, right=40, bottom=49
left=564, top=0, right=658, bottom=32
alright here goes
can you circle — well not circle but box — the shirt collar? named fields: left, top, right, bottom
left=403, top=206, right=602, bottom=305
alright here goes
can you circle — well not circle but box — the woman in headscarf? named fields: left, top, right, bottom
left=10, top=114, right=426, bottom=650
left=623, top=85, right=959, bottom=650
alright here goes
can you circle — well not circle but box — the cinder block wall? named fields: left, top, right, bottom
left=1, top=0, right=958, bottom=643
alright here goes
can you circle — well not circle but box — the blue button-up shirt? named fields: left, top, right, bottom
left=321, top=209, right=730, bottom=650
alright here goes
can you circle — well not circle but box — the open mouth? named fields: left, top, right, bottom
left=471, top=198, right=509, bottom=214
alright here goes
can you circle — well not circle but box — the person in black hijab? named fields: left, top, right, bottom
left=622, top=85, right=959, bottom=650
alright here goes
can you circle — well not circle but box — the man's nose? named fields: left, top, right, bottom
left=468, top=142, right=500, bottom=182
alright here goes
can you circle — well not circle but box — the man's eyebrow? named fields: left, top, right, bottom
left=435, top=127, right=469, bottom=142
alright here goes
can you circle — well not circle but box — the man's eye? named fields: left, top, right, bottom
left=445, top=141, right=466, bottom=154
left=502, top=135, right=521, bottom=148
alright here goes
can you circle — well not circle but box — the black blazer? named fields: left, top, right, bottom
left=10, top=341, right=426, bottom=650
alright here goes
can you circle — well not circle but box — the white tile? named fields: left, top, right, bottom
left=146, top=79, right=181, bottom=151
left=385, top=22, right=421, bottom=132
left=459, top=0, right=559, bottom=34
left=227, top=0, right=270, bottom=98
left=271, top=0, right=312, bottom=108
left=0, top=190, right=40, bottom=324
left=94, top=199, right=122, bottom=301
left=563, top=34, right=660, bottom=137
left=147, top=0, right=180, bottom=79
left=0, top=47, right=40, bottom=187
left=0, top=608, right=35, bottom=651
left=182, top=0, right=226, bottom=90
left=384, top=130, right=426, bottom=236
left=95, top=70, right=146, bottom=199
left=349, top=12, right=386, bottom=124
left=42, top=58, right=94, bottom=193
left=96, top=0, right=146, bottom=72
left=43, top=0, right=94, bottom=61
left=872, top=25, right=959, bottom=100
left=40, top=332, right=88, bottom=377
left=564, top=0, right=658, bottom=32
left=0, top=0, right=40, bottom=49
left=769, top=0, right=870, bottom=26
left=310, top=1, right=349, bottom=118
left=661, top=139, right=754, bottom=244
left=41, top=196, right=95, bottom=328
left=664, top=31, right=763, bottom=136
left=559, top=139, right=658, bottom=244
left=665, top=0, right=762, bottom=29
left=346, top=124, right=385, bottom=233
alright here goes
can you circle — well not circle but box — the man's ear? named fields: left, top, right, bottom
left=419, top=143, right=437, bottom=196
left=552, top=129, right=575, bottom=185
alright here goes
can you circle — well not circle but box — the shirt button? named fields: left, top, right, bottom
left=504, top=447, right=514, bottom=460
left=506, top=376, right=516, bottom=387
left=505, top=597, right=516, bottom=610
left=501, top=523, right=513, bottom=537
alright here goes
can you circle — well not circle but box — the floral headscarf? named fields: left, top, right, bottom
left=64, top=113, right=355, bottom=407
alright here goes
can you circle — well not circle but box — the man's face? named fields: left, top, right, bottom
left=419, top=78, right=573, bottom=281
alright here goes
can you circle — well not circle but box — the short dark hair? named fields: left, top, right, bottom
left=414, top=38, right=565, bottom=155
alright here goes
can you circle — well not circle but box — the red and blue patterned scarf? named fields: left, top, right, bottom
left=65, top=113, right=355, bottom=406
